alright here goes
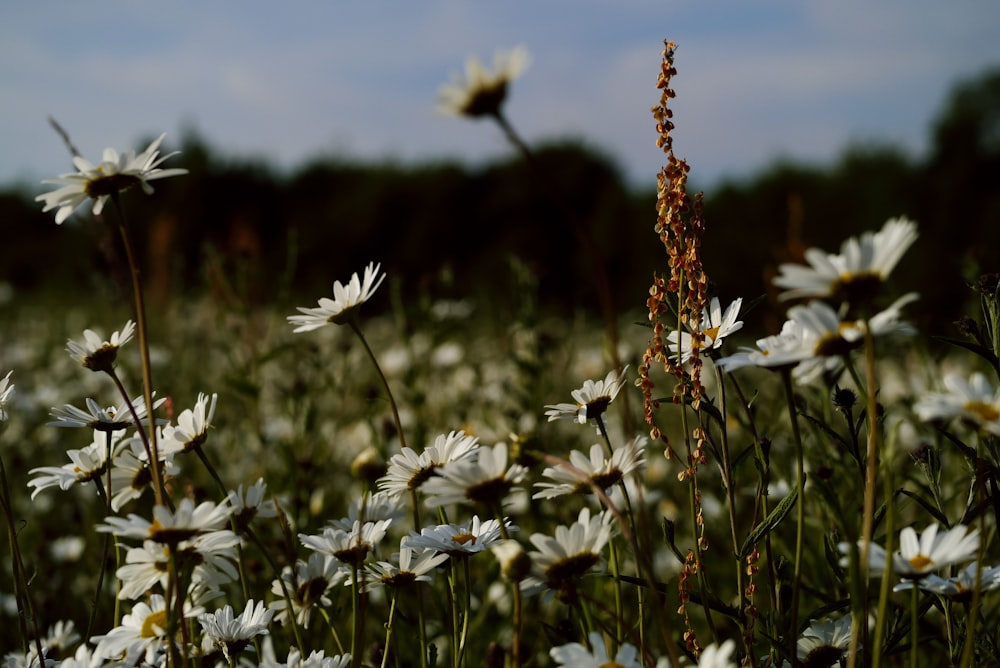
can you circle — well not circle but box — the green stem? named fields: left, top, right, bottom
left=910, top=585, right=919, bottom=668
left=381, top=592, right=398, bottom=668
left=780, top=368, right=806, bottom=664
left=349, top=320, right=407, bottom=452
left=495, top=508, right=522, bottom=668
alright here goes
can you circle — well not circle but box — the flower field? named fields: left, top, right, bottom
left=1, top=40, right=999, bottom=668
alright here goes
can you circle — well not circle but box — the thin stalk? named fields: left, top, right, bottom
left=409, top=489, right=429, bottom=668
left=348, top=320, right=407, bottom=451
left=958, top=439, right=988, bottom=668
left=381, top=592, right=398, bottom=668
left=910, top=585, right=920, bottom=668
left=458, top=557, right=473, bottom=668
left=495, top=509, right=523, bottom=668
left=713, top=363, right=746, bottom=629
left=350, top=563, right=364, bottom=668
left=446, top=560, right=460, bottom=668
left=110, top=195, right=165, bottom=506
left=779, top=367, right=806, bottom=665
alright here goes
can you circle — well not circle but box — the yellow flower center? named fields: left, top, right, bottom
left=141, top=610, right=168, bottom=638
left=600, top=662, right=625, bottom=668
left=451, top=532, right=477, bottom=546
left=965, top=400, right=1000, bottom=423
left=908, top=554, right=933, bottom=571
left=703, top=326, right=720, bottom=343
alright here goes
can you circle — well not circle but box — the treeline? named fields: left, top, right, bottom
left=3, top=68, right=999, bottom=334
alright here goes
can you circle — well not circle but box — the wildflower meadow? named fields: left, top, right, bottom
left=3, top=39, right=1000, bottom=668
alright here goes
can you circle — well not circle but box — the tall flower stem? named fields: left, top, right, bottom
left=110, top=195, right=165, bottom=506
left=349, top=320, right=407, bottom=452
left=495, top=508, right=522, bottom=668
left=714, top=363, right=746, bottom=628
left=381, top=592, right=399, bottom=668
left=409, top=490, right=429, bottom=668
left=779, top=367, right=806, bottom=661
left=350, top=563, right=365, bottom=668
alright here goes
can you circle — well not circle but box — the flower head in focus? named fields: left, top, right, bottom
left=524, top=507, right=615, bottom=597
left=288, top=262, right=385, bottom=331
left=421, top=443, right=526, bottom=509
left=98, top=497, right=233, bottom=547
left=772, top=216, right=918, bottom=307
left=438, top=45, right=531, bottom=119
left=794, top=616, right=853, bottom=667
left=665, top=297, right=744, bottom=363
left=406, top=516, right=512, bottom=556
left=364, top=540, right=449, bottom=591
left=66, top=320, right=135, bottom=373
left=894, top=562, right=1000, bottom=601
left=158, top=392, right=217, bottom=456
left=840, top=523, right=980, bottom=580
left=198, top=599, right=273, bottom=662
left=268, top=553, right=348, bottom=627
left=545, top=367, right=629, bottom=425
left=533, top=437, right=646, bottom=500
left=36, top=133, right=187, bottom=224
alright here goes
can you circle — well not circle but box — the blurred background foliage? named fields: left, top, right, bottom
left=2, top=67, right=999, bottom=336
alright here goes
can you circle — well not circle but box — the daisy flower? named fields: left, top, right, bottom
left=534, top=437, right=646, bottom=500
left=550, top=631, right=641, bottom=668
left=406, top=516, right=512, bottom=556
left=693, top=639, right=738, bottom=668
left=714, top=317, right=816, bottom=373
left=27, top=430, right=124, bottom=498
left=263, top=647, right=352, bottom=668
left=299, top=519, right=393, bottom=567
left=108, top=434, right=179, bottom=512
left=36, top=133, right=187, bottom=224
left=228, top=478, right=278, bottom=529
left=378, top=430, right=480, bottom=499
left=665, top=297, right=744, bottom=363
left=914, top=372, right=1000, bottom=437
left=158, top=392, right=217, bottom=456
left=524, top=507, right=615, bottom=595
left=58, top=644, right=96, bottom=668
left=327, top=491, right=403, bottom=531
left=91, top=594, right=198, bottom=667
left=48, top=394, right=165, bottom=432
left=288, top=261, right=385, bottom=331
left=66, top=320, right=135, bottom=372
left=544, top=366, right=629, bottom=424
left=438, top=45, right=531, bottom=118
left=894, top=562, right=1000, bottom=601
left=98, top=497, right=233, bottom=547
left=116, top=534, right=240, bottom=601
left=793, top=616, right=852, bottom=667
left=421, top=442, right=526, bottom=509
left=772, top=216, right=918, bottom=305
left=364, top=541, right=449, bottom=591
left=269, top=553, right=348, bottom=627
left=0, top=371, right=14, bottom=421
left=841, top=523, right=980, bottom=580
left=198, top=599, right=273, bottom=662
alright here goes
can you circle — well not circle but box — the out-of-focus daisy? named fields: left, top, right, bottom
left=544, top=367, right=629, bottom=425
left=158, top=392, right=217, bottom=456
left=534, top=437, right=646, bottom=500
left=66, top=320, right=135, bottom=373
left=524, top=507, right=615, bottom=596
left=714, top=318, right=816, bottom=373
left=914, top=372, right=1000, bottom=437
left=406, top=516, right=512, bottom=556
left=773, top=216, right=918, bottom=305
left=36, top=133, right=187, bottom=224
left=299, top=519, right=392, bottom=567
left=57, top=644, right=95, bottom=668
left=269, top=553, right=348, bottom=627
left=550, top=631, right=642, bottom=668
left=378, top=430, right=480, bottom=499
left=327, top=491, right=403, bottom=532
left=692, top=639, right=738, bottom=668
left=1, top=647, right=55, bottom=668
left=198, top=599, right=273, bottom=662
left=262, top=646, right=351, bottom=668
left=116, top=534, right=240, bottom=601
left=841, top=523, right=979, bottom=580
left=27, top=430, right=124, bottom=498
left=48, top=395, right=165, bottom=432
left=364, top=540, right=449, bottom=591
left=108, top=435, right=179, bottom=512
left=438, top=45, right=531, bottom=118
left=894, top=562, right=1000, bottom=600
left=40, top=619, right=80, bottom=655
left=666, top=297, right=744, bottom=363
left=49, top=536, right=86, bottom=562
left=228, top=478, right=278, bottom=530
left=98, top=498, right=233, bottom=547
left=0, top=371, right=14, bottom=421
left=288, top=262, right=385, bottom=331
left=421, top=442, right=526, bottom=509
left=792, top=616, right=852, bottom=667
left=92, top=594, right=193, bottom=667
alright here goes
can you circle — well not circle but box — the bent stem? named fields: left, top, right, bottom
left=348, top=320, right=407, bottom=452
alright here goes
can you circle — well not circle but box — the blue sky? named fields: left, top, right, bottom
left=3, top=2, right=1000, bottom=191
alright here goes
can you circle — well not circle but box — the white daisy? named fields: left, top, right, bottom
left=36, top=133, right=188, bottom=224
left=665, top=297, right=744, bottom=363
left=550, top=631, right=642, bottom=668
left=772, top=216, right=918, bottom=304
left=714, top=317, right=816, bottom=373
left=91, top=594, right=191, bottom=667
left=364, top=541, right=449, bottom=591
left=98, top=497, right=233, bottom=546
left=914, top=372, right=1000, bottom=437
left=406, top=516, right=512, bottom=556
left=48, top=394, right=165, bottom=432
left=421, top=442, right=526, bottom=509
left=894, top=562, right=1000, bottom=600
left=66, top=320, right=135, bottom=372
left=794, top=616, right=852, bottom=666
left=438, top=45, right=531, bottom=118
left=694, top=639, right=738, bottom=668
left=27, top=430, right=124, bottom=498
left=299, top=519, right=393, bottom=567
left=378, top=430, right=480, bottom=499
left=288, top=262, right=385, bottom=331
left=198, top=599, right=273, bottom=661
left=228, top=477, right=278, bottom=528
left=268, top=553, right=349, bottom=627
left=533, top=437, right=646, bottom=500
left=841, top=523, right=980, bottom=580
left=524, top=507, right=615, bottom=595
left=158, top=392, right=217, bottom=456
left=0, top=370, right=12, bottom=421
left=328, top=491, right=403, bottom=532
left=108, top=434, right=179, bottom=512
left=263, top=647, right=352, bottom=668
left=544, top=367, right=629, bottom=424
left=116, top=534, right=239, bottom=601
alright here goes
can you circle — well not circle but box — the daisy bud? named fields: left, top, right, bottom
left=351, top=447, right=387, bottom=484
left=492, top=540, right=531, bottom=583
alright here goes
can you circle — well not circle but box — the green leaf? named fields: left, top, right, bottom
left=739, top=481, right=801, bottom=559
